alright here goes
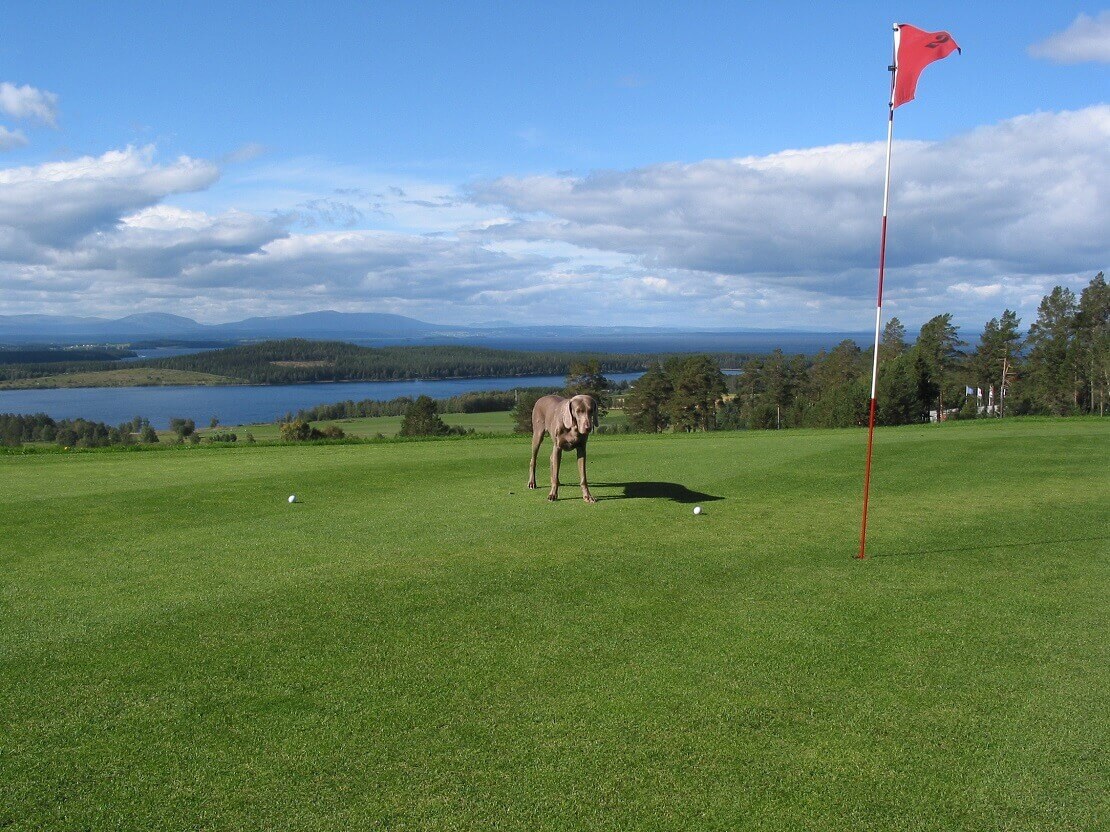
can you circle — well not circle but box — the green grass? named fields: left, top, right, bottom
left=215, top=408, right=628, bottom=440
left=0, top=367, right=241, bottom=389
left=2, top=419, right=1107, bottom=830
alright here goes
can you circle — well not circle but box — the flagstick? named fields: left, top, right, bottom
left=857, top=34, right=898, bottom=560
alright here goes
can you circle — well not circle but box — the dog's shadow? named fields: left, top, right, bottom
left=592, top=481, right=723, bottom=504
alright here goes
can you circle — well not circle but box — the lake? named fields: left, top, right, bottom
left=0, top=373, right=645, bottom=428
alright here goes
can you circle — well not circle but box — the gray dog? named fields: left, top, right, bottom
left=528, top=394, right=599, bottom=503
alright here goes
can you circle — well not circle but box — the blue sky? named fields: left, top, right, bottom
left=1, top=2, right=1107, bottom=330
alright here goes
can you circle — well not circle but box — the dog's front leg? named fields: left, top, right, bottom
left=577, top=445, right=595, bottom=503
left=548, top=446, right=561, bottom=501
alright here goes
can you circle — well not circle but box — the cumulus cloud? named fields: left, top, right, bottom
left=64, top=206, right=287, bottom=278
left=1030, top=12, right=1110, bottom=63
left=1, top=107, right=1106, bottom=327
left=186, top=230, right=551, bottom=299
left=0, top=82, right=60, bottom=126
left=0, top=126, right=28, bottom=152
left=467, top=106, right=1110, bottom=318
left=0, top=146, right=219, bottom=247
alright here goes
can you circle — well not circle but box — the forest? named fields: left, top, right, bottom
left=141, top=340, right=675, bottom=384
left=630, top=273, right=1108, bottom=432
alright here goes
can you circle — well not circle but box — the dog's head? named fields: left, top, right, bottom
left=563, top=394, right=599, bottom=435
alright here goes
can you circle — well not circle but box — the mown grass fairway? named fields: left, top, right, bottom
left=213, top=409, right=629, bottom=440
left=3, top=419, right=1107, bottom=830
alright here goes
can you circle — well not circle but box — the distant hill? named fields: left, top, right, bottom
left=0, top=310, right=447, bottom=345
left=143, top=339, right=657, bottom=384
left=0, top=310, right=868, bottom=355
left=207, top=311, right=454, bottom=340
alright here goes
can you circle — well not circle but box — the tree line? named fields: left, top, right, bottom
left=0, top=414, right=159, bottom=447
left=292, top=388, right=541, bottom=422
left=718, top=273, right=1107, bottom=430
left=504, top=357, right=728, bottom=434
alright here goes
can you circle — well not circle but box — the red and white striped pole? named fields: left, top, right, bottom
left=857, top=28, right=899, bottom=560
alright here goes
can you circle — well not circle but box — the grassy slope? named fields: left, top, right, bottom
left=216, top=409, right=629, bottom=440
left=0, top=367, right=241, bottom=389
left=2, top=419, right=1107, bottom=830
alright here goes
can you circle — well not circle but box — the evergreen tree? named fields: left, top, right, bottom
left=803, top=340, right=867, bottom=427
left=880, top=317, right=907, bottom=361
left=1075, top=272, right=1109, bottom=415
left=916, top=314, right=966, bottom=418
left=564, top=359, right=612, bottom=415
left=667, top=355, right=727, bottom=431
left=511, top=391, right=543, bottom=433
left=876, top=351, right=923, bottom=425
left=624, top=363, right=674, bottom=432
left=972, top=309, right=1022, bottom=413
left=1025, top=286, right=1079, bottom=414
left=399, top=395, right=450, bottom=436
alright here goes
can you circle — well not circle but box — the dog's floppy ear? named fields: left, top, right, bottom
left=590, top=396, right=599, bottom=428
left=562, top=400, right=575, bottom=430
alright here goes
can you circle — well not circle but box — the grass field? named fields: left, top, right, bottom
left=215, top=408, right=629, bottom=440
left=3, top=419, right=1107, bottom=830
left=0, top=367, right=241, bottom=389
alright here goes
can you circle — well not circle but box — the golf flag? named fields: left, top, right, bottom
left=893, top=24, right=961, bottom=108
left=859, top=22, right=960, bottom=559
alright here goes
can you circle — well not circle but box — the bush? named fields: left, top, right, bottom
left=511, top=391, right=544, bottom=433
left=399, top=396, right=450, bottom=437
left=280, top=419, right=346, bottom=442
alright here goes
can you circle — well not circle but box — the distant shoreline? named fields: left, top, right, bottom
left=0, top=368, right=646, bottom=392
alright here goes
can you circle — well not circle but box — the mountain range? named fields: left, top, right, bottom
left=0, top=310, right=868, bottom=355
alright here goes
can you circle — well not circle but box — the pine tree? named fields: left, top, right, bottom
left=564, top=359, right=612, bottom=415
left=511, top=391, right=543, bottom=433
left=625, top=363, right=674, bottom=432
left=667, top=355, right=727, bottom=431
left=916, top=314, right=966, bottom=418
left=1025, top=286, right=1079, bottom=414
left=399, top=396, right=450, bottom=436
left=972, top=309, right=1022, bottom=413
left=880, top=317, right=907, bottom=361
left=1075, top=272, right=1109, bottom=415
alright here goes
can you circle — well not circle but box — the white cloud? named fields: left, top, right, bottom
left=63, top=206, right=287, bottom=278
left=1029, top=12, right=1110, bottom=63
left=0, top=146, right=219, bottom=247
left=0, top=126, right=28, bottom=152
left=467, top=106, right=1110, bottom=321
left=0, top=108, right=1106, bottom=328
left=0, top=82, right=60, bottom=126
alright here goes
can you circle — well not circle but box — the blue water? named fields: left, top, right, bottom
left=121, top=346, right=217, bottom=361
left=0, top=373, right=644, bottom=428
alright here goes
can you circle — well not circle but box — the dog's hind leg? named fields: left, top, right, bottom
left=528, top=427, right=544, bottom=489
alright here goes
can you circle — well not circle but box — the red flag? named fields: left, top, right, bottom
left=892, top=24, right=960, bottom=108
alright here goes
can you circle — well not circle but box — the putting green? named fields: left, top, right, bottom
left=3, top=418, right=1107, bottom=830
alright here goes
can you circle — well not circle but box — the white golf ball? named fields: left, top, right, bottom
left=288, top=495, right=296, bottom=504
left=693, top=506, right=702, bottom=515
